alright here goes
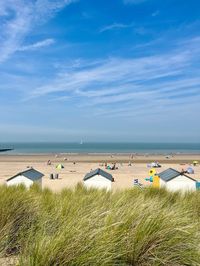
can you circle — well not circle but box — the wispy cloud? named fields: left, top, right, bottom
left=123, top=0, right=148, bottom=4
left=0, top=0, right=77, bottom=63
left=24, top=36, right=200, bottom=118
left=152, top=10, right=160, bottom=17
left=18, top=38, right=55, bottom=51
left=99, top=22, right=134, bottom=33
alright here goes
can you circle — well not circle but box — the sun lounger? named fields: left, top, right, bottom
left=133, top=179, right=143, bottom=188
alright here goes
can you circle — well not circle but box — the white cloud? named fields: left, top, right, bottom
left=123, top=0, right=148, bottom=4
left=152, top=10, right=160, bottom=17
left=19, top=35, right=200, bottom=121
left=100, top=22, right=134, bottom=33
left=0, top=0, right=77, bottom=63
left=18, top=38, right=55, bottom=51
left=25, top=36, right=200, bottom=118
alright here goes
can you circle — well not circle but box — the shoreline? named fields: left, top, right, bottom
left=2, top=152, right=200, bottom=155
left=1, top=143, right=200, bottom=157
left=0, top=153, right=199, bottom=163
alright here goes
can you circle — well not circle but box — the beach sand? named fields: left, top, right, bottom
left=0, top=154, right=200, bottom=192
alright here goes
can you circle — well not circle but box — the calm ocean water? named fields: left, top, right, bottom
left=1, top=142, right=200, bottom=154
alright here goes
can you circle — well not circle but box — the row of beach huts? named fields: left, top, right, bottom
left=5, top=166, right=200, bottom=192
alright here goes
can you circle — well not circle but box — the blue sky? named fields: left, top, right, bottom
left=0, top=0, right=200, bottom=142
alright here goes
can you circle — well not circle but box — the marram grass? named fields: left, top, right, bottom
left=0, top=184, right=199, bottom=265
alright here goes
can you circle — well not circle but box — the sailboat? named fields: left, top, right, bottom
left=80, top=139, right=83, bottom=145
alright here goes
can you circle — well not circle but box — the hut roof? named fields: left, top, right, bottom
left=158, top=168, right=196, bottom=182
left=84, top=168, right=114, bottom=182
left=7, top=168, right=44, bottom=182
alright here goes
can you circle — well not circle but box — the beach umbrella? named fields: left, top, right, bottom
left=193, top=160, right=199, bottom=166
left=56, top=164, right=64, bottom=169
left=149, top=168, right=156, bottom=176
left=187, top=167, right=194, bottom=174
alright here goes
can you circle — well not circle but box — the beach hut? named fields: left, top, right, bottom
left=157, top=168, right=196, bottom=192
left=56, top=164, right=64, bottom=169
left=83, top=168, right=114, bottom=191
left=196, top=182, right=200, bottom=190
left=152, top=175, right=160, bottom=188
left=6, top=168, right=44, bottom=188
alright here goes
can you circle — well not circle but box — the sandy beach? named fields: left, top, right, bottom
left=0, top=153, right=199, bottom=192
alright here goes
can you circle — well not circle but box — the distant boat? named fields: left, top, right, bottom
left=80, top=140, right=83, bottom=145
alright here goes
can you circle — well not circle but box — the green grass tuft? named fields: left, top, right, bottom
left=0, top=184, right=199, bottom=265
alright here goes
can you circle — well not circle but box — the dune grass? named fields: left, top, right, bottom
left=0, top=185, right=199, bottom=265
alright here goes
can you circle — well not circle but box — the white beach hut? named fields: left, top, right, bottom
left=83, top=168, right=114, bottom=191
left=158, top=168, right=196, bottom=192
left=6, top=168, right=44, bottom=188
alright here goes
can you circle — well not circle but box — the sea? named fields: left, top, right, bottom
left=1, top=142, right=200, bottom=155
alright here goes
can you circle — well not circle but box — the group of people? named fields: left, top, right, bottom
left=105, top=162, right=118, bottom=170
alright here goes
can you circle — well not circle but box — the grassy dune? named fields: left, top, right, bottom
left=0, top=184, right=200, bottom=266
